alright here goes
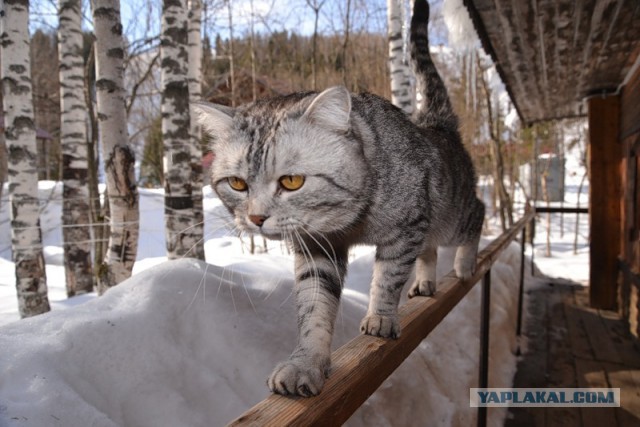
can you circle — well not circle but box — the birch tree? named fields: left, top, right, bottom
left=341, top=0, right=352, bottom=87
left=1, top=0, right=50, bottom=317
left=162, top=0, right=197, bottom=259
left=305, top=0, right=326, bottom=91
left=226, top=0, right=236, bottom=107
left=0, top=133, right=7, bottom=211
left=187, top=0, right=205, bottom=260
left=387, top=0, right=413, bottom=114
left=91, top=0, right=140, bottom=294
left=58, top=0, right=94, bottom=296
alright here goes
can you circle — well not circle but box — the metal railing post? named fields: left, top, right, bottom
left=478, top=269, right=491, bottom=427
left=516, top=227, right=526, bottom=355
left=530, top=216, right=535, bottom=277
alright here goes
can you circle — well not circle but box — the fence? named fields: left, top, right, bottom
left=229, top=210, right=536, bottom=427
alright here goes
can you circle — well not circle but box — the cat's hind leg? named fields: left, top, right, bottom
left=453, top=199, right=484, bottom=279
left=454, top=235, right=480, bottom=279
left=408, top=246, right=437, bottom=297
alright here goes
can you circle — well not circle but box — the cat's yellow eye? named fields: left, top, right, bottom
left=279, top=175, right=305, bottom=191
left=228, top=177, right=248, bottom=191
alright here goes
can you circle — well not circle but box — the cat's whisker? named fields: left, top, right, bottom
left=262, top=228, right=293, bottom=303
left=185, top=260, right=211, bottom=313
left=238, top=260, right=258, bottom=315
left=289, top=229, right=311, bottom=306
left=297, top=222, right=349, bottom=336
left=228, top=270, right=238, bottom=315
left=292, top=228, right=322, bottom=307
left=298, top=225, right=342, bottom=293
left=175, top=219, right=206, bottom=235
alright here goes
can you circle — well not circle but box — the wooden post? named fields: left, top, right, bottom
left=588, top=95, right=621, bottom=310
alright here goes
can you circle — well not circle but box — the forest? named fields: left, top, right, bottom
left=1, top=0, right=585, bottom=317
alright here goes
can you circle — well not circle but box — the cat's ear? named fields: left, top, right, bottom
left=191, top=101, right=235, bottom=138
left=303, top=86, right=351, bottom=132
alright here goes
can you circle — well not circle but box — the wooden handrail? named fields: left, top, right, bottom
left=229, top=211, right=535, bottom=427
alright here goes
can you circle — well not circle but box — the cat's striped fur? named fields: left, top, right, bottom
left=193, top=0, right=484, bottom=397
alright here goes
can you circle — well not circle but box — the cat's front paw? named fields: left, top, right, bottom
left=267, top=357, right=329, bottom=397
left=360, top=314, right=400, bottom=339
left=408, top=280, right=436, bottom=298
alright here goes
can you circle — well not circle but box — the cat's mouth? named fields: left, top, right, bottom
left=245, top=225, right=284, bottom=241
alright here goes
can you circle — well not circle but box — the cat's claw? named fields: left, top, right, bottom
left=407, top=280, right=436, bottom=298
left=360, top=314, right=400, bottom=339
left=267, top=358, right=329, bottom=397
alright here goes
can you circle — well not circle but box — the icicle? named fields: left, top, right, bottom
left=471, top=49, right=477, bottom=110
left=465, top=50, right=471, bottom=109
left=442, top=0, right=480, bottom=53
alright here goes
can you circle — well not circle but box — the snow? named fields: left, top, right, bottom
left=521, top=121, right=590, bottom=285
left=0, top=117, right=590, bottom=426
left=0, top=181, right=540, bottom=427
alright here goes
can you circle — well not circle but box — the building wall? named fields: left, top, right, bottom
left=619, top=61, right=640, bottom=339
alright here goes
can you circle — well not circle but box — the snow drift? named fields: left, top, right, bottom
left=0, top=240, right=531, bottom=427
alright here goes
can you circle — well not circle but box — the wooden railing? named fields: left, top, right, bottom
left=229, top=210, right=536, bottom=427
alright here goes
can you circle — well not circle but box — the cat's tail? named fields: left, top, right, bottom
left=410, top=0, right=458, bottom=132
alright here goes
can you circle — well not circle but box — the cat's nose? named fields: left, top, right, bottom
left=248, top=214, right=269, bottom=227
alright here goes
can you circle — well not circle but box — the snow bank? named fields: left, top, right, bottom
left=0, top=241, right=532, bottom=427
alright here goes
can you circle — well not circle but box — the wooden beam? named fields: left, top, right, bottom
left=588, top=95, right=621, bottom=309
left=229, top=212, right=535, bottom=427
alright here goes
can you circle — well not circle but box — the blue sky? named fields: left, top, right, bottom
left=29, top=0, right=390, bottom=41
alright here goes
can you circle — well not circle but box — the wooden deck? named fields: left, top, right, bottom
left=506, top=281, right=640, bottom=426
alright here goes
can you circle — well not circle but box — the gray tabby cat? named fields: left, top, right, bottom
left=193, top=0, right=484, bottom=397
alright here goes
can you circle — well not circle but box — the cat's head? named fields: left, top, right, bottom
left=193, top=86, right=368, bottom=240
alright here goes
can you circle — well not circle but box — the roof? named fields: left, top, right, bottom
left=463, top=0, right=640, bottom=125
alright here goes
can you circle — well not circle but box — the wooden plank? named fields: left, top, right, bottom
left=572, top=287, right=630, bottom=364
left=621, top=55, right=640, bottom=140
left=619, top=133, right=636, bottom=322
left=575, top=359, right=617, bottom=427
left=546, top=288, right=581, bottom=427
left=573, top=286, right=590, bottom=307
left=506, top=284, right=552, bottom=427
left=619, top=135, right=636, bottom=264
left=603, top=362, right=640, bottom=427
left=579, top=307, right=623, bottom=364
left=229, top=213, right=535, bottom=426
left=632, top=285, right=639, bottom=340
left=597, top=308, right=640, bottom=369
left=564, top=302, right=595, bottom=361
left=588, top=95, right=622, bottom=310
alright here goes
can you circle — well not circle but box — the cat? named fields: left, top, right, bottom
left=193, top=0, right=484, bottom=397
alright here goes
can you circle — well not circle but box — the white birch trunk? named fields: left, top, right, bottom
left=91, top=0, right=140, bottom=294
left=387, top=0, right=414, bottom=114
left=162, top=0, right=197, bottom=259
left=58, top=0, right=94, bottom=296
left=187, top=0, right=205, bottom=260
left=0, top=132, right=7, bottom=210
left=1, top=0, right=50, bottom=317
